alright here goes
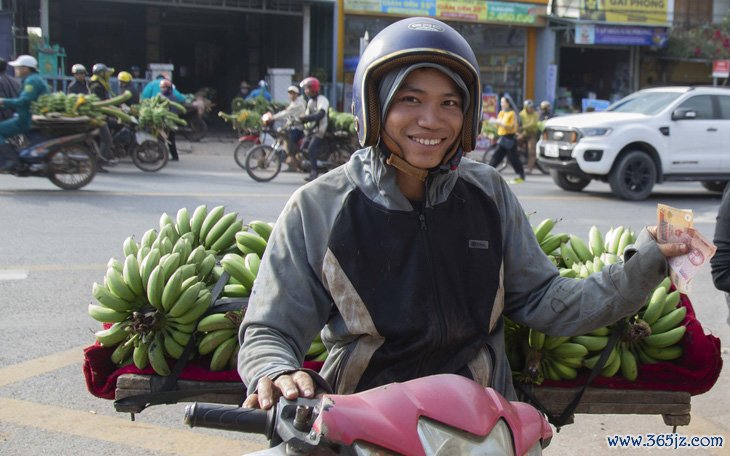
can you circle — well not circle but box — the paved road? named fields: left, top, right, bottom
left=0, top=135, right=727, bottom=455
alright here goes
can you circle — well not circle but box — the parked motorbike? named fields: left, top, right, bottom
left=244, top=125, right=354, bottom=183
left=0, top=128, right=98, bottom=190
left=185, top=374, right=552, bottom=455
left=108, top=120, right=169, bottom=172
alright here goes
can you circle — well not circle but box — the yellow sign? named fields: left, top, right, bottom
left=580, top=0, right=669, bottom=25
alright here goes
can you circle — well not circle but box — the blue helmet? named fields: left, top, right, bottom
left=351, top=17, right=482, bottom=152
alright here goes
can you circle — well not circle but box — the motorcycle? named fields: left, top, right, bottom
left=108, top=120, right=169, bottom=172
left=178, top=101, right=209, bottom=142
left=185, top=374, right=552, bottom=455
left=244, top=124, right=354, bottom=183
left=234, top=128, right=274, bottom=170
left=0, top=128, right=98, bottom=190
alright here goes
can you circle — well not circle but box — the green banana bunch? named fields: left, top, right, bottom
left=305, top=333, right=328, bottom=362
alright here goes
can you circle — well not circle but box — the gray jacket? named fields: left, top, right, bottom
left=239, top=146, right=668, bottom=399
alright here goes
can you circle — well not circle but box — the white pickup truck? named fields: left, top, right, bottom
left=537, top=86, right=730, bottom=200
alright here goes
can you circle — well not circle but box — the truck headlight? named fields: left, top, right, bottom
left=580, top=127, right=612, bottom=137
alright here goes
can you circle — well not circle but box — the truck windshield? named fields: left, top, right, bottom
left=607, top=92, right=682, bottom=115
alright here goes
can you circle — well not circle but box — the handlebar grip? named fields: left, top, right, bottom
left=184, top=403, right=270, bottom=435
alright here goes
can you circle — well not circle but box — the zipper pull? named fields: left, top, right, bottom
left=419, top=213, right=427, bottom=230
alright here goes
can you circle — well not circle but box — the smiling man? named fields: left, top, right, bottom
left=238, top=17, right=689, bottom=410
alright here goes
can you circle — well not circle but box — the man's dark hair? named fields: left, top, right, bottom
left=0, top=58, right=7, bottom=72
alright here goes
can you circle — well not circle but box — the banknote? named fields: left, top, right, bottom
left=657, top=203, right=693, bottom=243
left=665, top=228, right=717, bottom=292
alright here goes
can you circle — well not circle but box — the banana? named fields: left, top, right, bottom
left=122, top=236, right=139, bottom=257
left=572, top=335, right=609, bottom=352
left=110, top=339, right=135, bottom=365
left=92, top=282, right=135, bottom=312
left=221, top=253, right=256, bottom=289
left=620, top=343, right=638, bottom=381
left=159, top=252, right=181, bottom=281
left=543, top=335, right=570, bottom=350
left=140, top=248, right=161, bottom=289
left=199, top=205, right=226, bottom=244
left=204, top=212, right=239, bottom=248
left=89, top=304, right=131, bottom=323
left=560, top=243, right=580, bottom=268
left=548, top=359, right=578, bottom=380
left=235, top=231, right=268, bottom=257
left=190, top=204, right=208, bottom=244
left=147, top=333, right=171, bottom=376
left=569, top=235, right=592, bottom=263
left=592, top=255, right=605, bottom=273
left=616, top=229, right=633, bottom=255
left=650, top=306, right=687, bottom=334
left=657, top=276, right=672, bottom=293
left=133, top=340, right=150, bottom=369
left=528, top=329, right=545, bottom=350
left=578, top=263, right=590, bottom=279
left=539, top=234, right=562, bottom=255
left=662, top=290, right=681, bottom=315
left=166, top=326, right=193, bottom=346
left=94, top=321, right=130, bottom=347
left=584, top=345, right=618, bottom=370
left=643, top=325, right=686, bottom=348
left=601, top=252, right=620, bottom=265
left=210, top=219, right=244, bottom=253
left=541, top=360, right=560, bottom=381
left=306, top=340, right=326, bottom=357
left=559, top=268, right=577, bottom=278
left=179, top=264, right=198, bottom=282
left=158, top=223, right=178, bottom=244
left=197, top=312, right=240, bottom=332
left=172, top=237, right=192, bottom=265
left=159, top=212, right=175, bottom=230
left=222, top=283, right=250, bottom=297
left=244, top=253, right=261, bottom=277
left=161, top=267, right=184, bottom=312
left=557, top=357, right=584, bottom=369
left=608, top=225, right=624, bottom=255
left=588, top=225, right=604, bottom=256
left=122, top=254, right=144, bottom=296
left=588, top=326, right=611, bottom=337
left=603, top=226, right=614, bottom=252
left=176, top=207, right=192, bottom=236
left=198, top=328, right=237, bottom=355
left=163, top=330, right=186, bottom=359
left=249, top=220, right=274, bottom=242
left=146, top=264, right=165, bottom=311
left=158, top=237, right=173, bottom=256
left=584, top=260, right=595, bottom=274
left=552, top=342, right=589, bottom=359
left=168, top=289, right=211, bottom=325
left=187, top=245, right=207, bottom=267
left=228, top=344, right=240, bottom=370
left=209, top=336, right=237, bottom=371
left=169, top=282, right=205, bottom=318
left=197, top=254, right=217, bottom=280
left=140, top=228, right=158, bottom=249
left=533, top=218, right=555, bottom=244
left=642, top=344, right=683, bottom=361
left=600, top=347, right=621, bottom=377
left=633, top=343, right=658, bottom=364
left=167, top=320, right=198, bottom=334
left=641, top=286, right=667, bottom=326
left=105, top=266, right=137, bottom=302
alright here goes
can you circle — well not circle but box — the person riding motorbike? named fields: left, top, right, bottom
left=238, top=16, right=688, bottom=411
left=0, top=55, right=49, bottom=171
left=141, top=72, right=184, bottom=101
left=0, top=58, right=21, bottom=121
left=117, top=71, right=139, bottom=105
left=246, top=79, right=272, bottom=102
left=539, top=100, right=553, bottom=121
left=67, top=64, right=90, bottom=95
left=519, top=99, right=540, bottom=174
left=159, top=79, right=183, bottom=161
left=88, top=63, right=116, bottom=165
left=298, top=76, right=330, bottom=181
left=263, top=84, right=306, bottom=170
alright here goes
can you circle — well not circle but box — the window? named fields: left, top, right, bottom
left=716, top=96, right=730, bottom=120
left=677, top=95, right=713, bottom=119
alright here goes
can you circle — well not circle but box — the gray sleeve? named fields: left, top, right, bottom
left=237, top=191, right=335, bottom=394
left=495, top=177, right=667, bottom=335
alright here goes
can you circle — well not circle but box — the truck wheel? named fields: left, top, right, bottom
left=550, top=170, right=590, bottom=192
left=608, top=151, right=656, bottom=200
left=701, top=181, right=727, bottom=193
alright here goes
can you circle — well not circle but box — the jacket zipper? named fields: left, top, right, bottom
left=417, top=175, right=447, bottom=376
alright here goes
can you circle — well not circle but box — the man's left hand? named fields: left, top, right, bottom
left=647, top=226, right=689, bottom=258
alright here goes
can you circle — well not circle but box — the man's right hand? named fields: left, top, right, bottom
left=242, top=370, right=316, bottom=410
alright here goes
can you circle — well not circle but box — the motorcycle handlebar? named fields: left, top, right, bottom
left=184, top=403, right=271, bottom=436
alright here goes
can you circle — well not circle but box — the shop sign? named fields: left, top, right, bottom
left=579, top=0, right=670, bottom=26
left=575, top=24, right=668, bottom=46
left=712, top=60, right=730, bottom=78
left=482, top=93, right=499, bottom=120
left=343, top=0, right=545, bottom=25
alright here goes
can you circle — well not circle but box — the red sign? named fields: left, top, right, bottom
left=712, top=60, right=730, bottom=78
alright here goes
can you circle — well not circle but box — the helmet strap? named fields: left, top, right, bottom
left=380, top=130, right=462, bottom=182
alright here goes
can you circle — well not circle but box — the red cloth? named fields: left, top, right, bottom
left=82, top=339, right=324, bottom=400
left=540, top=292, right=723, bottom=396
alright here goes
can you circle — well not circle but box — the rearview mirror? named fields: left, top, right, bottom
left=672, top=108, right=697, bottom=120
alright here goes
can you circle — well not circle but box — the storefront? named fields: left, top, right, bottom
left=551, top=0, right=672, bottom=113
left=339, top=0, right=548, bottom=115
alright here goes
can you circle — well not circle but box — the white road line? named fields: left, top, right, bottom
left=0, top=269, right=28, bottom=280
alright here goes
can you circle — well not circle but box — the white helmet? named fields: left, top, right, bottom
left=71, top=63, right=87, bottom=74
left=9, top=55, right=38, bottom=70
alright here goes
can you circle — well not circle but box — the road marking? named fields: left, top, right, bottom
left=0, top=346, right=85, bottom=388
left=0, top=397, right=264, bottom=455
left=0, top=269, right=28, bottom=280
